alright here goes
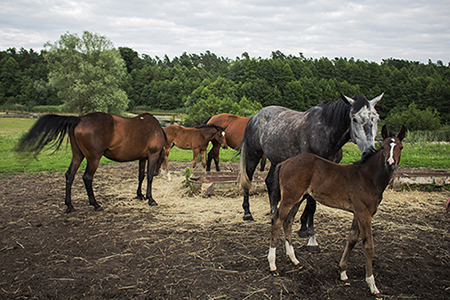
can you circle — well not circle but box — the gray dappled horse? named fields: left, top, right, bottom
left=240, top=93, right=382, bottom=250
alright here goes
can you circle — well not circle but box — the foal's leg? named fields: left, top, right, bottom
left=265, top=164, right=280, bottom=214
left=339, top=217, right=360, bottom=284
left=136, top=159, right=146, bottom=200
left=283, top=201, right=302, bottom=268
left=191, top=149, right=199, bottom=170
left=358, top=215, right=380, bottom=296
left=200, top=149, right=207, bottom=169
left=82, top=157, right=102, bottom=211
left=268, top=200, right=298, bottom=275
left=65, top=153, right=84, bottom=213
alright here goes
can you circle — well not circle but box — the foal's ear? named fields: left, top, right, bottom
left=381, top=125, right=388, bottom=139
left=397, top=125, right=406, bottom=141
left=340, top=93, right=354, bottom=105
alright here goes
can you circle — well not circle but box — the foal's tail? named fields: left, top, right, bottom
left=239, top=139, right=252, bottom=192
left=16, top=114, right=80, bottom=155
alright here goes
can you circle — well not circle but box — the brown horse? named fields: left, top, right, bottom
left=268, top=125, right=406, bottom=297
left=17, top=112, right=167, bottom=213
left=204, top=113, right=266, bottom=171
left=162, top=124, right=227, bottom=179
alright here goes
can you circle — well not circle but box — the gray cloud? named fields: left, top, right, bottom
left=0, top=0, right=448, bottom=63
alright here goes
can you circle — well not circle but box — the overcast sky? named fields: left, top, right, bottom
left=1, top=0, right=449, bottom=64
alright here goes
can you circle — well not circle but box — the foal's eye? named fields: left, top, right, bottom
left=400, top=146, right=404, bottom=150
left=380, top=146, right=384, bottom=149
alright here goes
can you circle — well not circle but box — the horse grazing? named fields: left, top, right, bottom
left=162, top=124, right=227, bottom=180
left=240, top=93, right=382, bottom=250
left=16, top=112, right=167, bottom=213
left=268, top=125, right=406, bottom=297
left=204, top=113, right=266, bottom=172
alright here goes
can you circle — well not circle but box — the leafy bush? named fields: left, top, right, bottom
left=384, top=102, right=441, bottom=131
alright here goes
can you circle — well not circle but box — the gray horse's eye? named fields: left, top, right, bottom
left=353, top=118, right=357, bottom=123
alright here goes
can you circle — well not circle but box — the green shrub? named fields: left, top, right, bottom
left=384, top=102, right=441, bottom=131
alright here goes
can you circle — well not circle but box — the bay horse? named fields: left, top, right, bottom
left=240, top=93, right=383, bottom=250
left=204, top=113, right=266, bottom=172
left=268, top=125, right=406, bottom=297
left=16, top=112, right=167, bottom=213
left=162, top=124, right=227, bottom=180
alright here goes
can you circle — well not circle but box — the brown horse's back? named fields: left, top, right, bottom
left=207, top=114, right=249, bottom=149
left=74, top=112, right=165, bottom=162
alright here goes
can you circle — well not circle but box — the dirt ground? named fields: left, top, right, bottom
left=1, top=161, right=449, bottom=300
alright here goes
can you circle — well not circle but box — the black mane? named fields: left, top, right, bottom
left=318, top=95, right=370, bottom=126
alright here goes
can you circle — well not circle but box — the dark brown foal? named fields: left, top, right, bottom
left=268, top=125, right=406, bottom=297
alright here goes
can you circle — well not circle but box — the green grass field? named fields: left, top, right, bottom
left=1, top=117, right=450, bottom=176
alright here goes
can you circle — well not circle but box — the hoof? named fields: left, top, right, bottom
left=373, top=293, right=383, bottom=300
left=341, top=279, right=351, bottom=287
left=270, top=270, right=280, bottom=277
left=148, top=201, right=158, bottom=206
left=94, top=206, right=103, bottom=211
left=65, top=207, right=75, bottom=213
left=297, top=230, right=308, bottom=238
left=306, top=245, right=320, bottom=253
left=243, top=214, right=255, bottom=221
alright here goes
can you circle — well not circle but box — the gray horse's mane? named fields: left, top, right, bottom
left=318, top=95, right=370, bottom=126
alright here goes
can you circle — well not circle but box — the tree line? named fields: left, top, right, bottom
left=1, top=32, right=449, bottom=130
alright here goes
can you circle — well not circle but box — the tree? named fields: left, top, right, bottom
left=44, top=31, right=129, bottom=115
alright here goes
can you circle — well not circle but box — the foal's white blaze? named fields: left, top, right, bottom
left=285, top=240, right=299, bottom=265
left=387, top=138, right=396, bottom=165
left=268, top=247, right=277, bottom=271
left=222, top=131, right=225, bottom=136
left=366, top=275, right=380, bottom=295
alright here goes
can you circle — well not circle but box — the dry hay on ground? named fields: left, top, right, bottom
left=0, top=161, right=449, bottom=299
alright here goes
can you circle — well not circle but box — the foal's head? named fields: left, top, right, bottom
left=213, top=125, right=228, bottom=149
left=380, top=125, right=406, bottom=170
left=342, top=93, right=383, bottom=158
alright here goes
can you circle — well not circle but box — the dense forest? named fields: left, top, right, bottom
left=1, top=47, right=449, bottom=129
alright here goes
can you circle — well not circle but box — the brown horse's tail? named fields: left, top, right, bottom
left=16, top=114, right=80, bottom=156
left=239, top=139, right=252, bottom=192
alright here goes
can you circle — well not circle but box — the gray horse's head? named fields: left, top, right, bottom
left=341, top=93, right=383, bottom=158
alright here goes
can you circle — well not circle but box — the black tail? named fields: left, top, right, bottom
left=16, top=114, right=80, bottom=155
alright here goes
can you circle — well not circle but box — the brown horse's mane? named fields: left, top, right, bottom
left=195, top=124, right=225, bottom=131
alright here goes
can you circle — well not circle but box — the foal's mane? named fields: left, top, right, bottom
left=318, top=95, right=370, bottom=126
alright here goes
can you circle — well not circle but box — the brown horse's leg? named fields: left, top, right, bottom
left=339, top=217, right=360, bottom=284
left=136, top=159, right=146, bottom=200
left=82, top=157, right=102, bottom=211
left=163, top=146, right=172, bottom=181
left=145, top=152, right=159, bottom=206
left=65, top=154, right=84, bottom=213
left=206, top=140, right=221, bottom=172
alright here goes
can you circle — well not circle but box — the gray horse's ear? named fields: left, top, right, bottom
left=340, top=93, right=354, bottom=105
left=370, top=92, right=384, bottom=106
